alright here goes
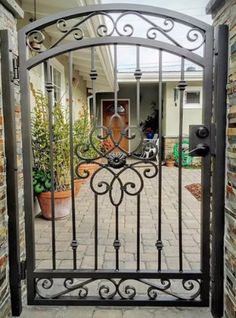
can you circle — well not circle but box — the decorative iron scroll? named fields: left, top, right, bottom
left=35, top=277, right=201, bottom=300
left=75, top=114, right=158, bottom=206
left=26, top=11, right=205, bottom=53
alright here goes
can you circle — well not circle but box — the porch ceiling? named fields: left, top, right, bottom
left=21, top=0, right=114, bottom=92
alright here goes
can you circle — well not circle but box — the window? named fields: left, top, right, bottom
left=186, top=91, right=200, bottom=104
left=53, top=68, right=62, bottom=102
left=51, top=67, right=62, bottom=103
left=184, top=87, right=202, bottom=108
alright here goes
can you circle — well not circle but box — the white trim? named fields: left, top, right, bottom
left=51, top=58, right=66, bottom=104
left=76, top=0, right=114, bottom=91
left=101, top=99, right=131, bottom=152
left=118, top=71, right=203, bottom=83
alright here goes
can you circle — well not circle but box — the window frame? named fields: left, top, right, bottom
left=184, top=86, right=202, bottom=109
left=50, top=58, right=65, bottom=105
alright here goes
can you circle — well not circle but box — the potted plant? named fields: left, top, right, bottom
left=74, top=105, right=101, bottom=184
left=165, top=153, right=175, bottom=167
left=31, top=88, right=72, bottom=220
left=140, top=102, right=159, bottom=138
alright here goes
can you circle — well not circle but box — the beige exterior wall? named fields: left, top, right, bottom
left=164, top=81, right=203, bottom=137
left=19, top=13, right=88, bottom=118
left=29, top=57, right=88, bottom=118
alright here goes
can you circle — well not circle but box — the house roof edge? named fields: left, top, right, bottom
left=206, top=0, right=226, bottom=15
left=0, top=0, right=24, bottom=19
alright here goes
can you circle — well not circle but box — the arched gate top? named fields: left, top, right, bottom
left=18, top=3, right=213, bottom=69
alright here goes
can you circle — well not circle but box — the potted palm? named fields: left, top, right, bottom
left=32, top=89, right=72, bottom=220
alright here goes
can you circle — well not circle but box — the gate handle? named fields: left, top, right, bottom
left=188, top=143, right=209, bottom=157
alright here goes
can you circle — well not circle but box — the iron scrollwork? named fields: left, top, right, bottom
left=35, top=277, right=202, bottom=301
left=75, top=113, right=158, bottom=207
left=26, top=10, right=206, bottom=53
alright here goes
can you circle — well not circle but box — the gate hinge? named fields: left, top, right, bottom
left=210, top=123, right=216, bottom=156
left=11, top=54, right=19, bottom=84
left=20, top=260, right=27, bottom=280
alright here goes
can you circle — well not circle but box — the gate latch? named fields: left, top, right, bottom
left=189, top=125, right=210, bottom=157
left=188, top=143, right=209, bottom=157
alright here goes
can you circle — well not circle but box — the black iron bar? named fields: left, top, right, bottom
left=178, top=57, right=185, bottom=272
left=91, top=47, right=97, bottom=120
left=44, top=60, right=56, bottom=270
left=211, top=25, right=228, bottom=318
left=199, top=23, right=213, bottom=308
left=114, top=44, right=118, bottom=114
left=90, top=47, right=98, bottom=270
left=33, top=298, right=205, bottom=307
left=0, top=30, right=22, bottom=316
left=68, top=51, right=77, bottom=269
left=33, top=269, right=203, bottom=279
left=157, top=49, right=163, bottom=271
left=94, top=194, right=98, bottom=270
left=136, top=45, right=141, bottom=124
left=115, top=206, right=119, bottom=270
left=137, top=194, right=140, bottom=271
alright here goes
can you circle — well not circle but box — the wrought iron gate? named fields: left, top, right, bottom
left=18, top=3, right=223, bottom=309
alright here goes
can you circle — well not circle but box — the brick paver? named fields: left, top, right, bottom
left=19, top=166, right=209, bottom=317
left=20, top=306, right=212, bottom=318
left=35, top=166, right=201, bottom=271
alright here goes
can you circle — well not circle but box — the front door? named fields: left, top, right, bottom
left=102, top=100, right=129, bottom=152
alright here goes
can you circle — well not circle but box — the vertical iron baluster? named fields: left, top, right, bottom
left=90, top=47, right=98, bottom=121
left=114, top=44, right=118, bottom=115
left=135, top=45, right=142, bottom=124
left=90, top=47, right=98, bottom=270
left=114, top=206, right=120, bottom=270
left=113, top=44, right=120, bottom=270
left=68, top=52, right=78, bottom=269
left=134, top=45, right=142, bottom=271
left=137, top=194, right=140, bottom=271
left=177, top=57, right=187, bottom=272
left=44, top=60, right=56, bottom=270
left=94, top=194, right=98, bottom=270
left=156, top=49, right=163, bottom=271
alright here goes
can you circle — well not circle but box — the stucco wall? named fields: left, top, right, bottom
left=164, top=81, right=203, bottom=137
left=28, top=57, right=88, bottom=119
left=97, top=81, right=202, bottom=154
left=18, top=13, right=88, bottom=118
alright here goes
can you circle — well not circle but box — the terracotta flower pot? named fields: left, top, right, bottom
left=74, top=179, right=82, bottom=193
left=166, top=159, right=175, bottom=167
left=37, top=190, right=71, bottom=220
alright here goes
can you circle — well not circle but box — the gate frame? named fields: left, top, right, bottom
left=211, top=25, right=228, bottom=318
left=0, top=30, right=23, bottom=317
left=18, top=2, right=218, bottom=311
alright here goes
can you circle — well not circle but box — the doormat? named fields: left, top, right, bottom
left=185, top=183, right=202, bottom=201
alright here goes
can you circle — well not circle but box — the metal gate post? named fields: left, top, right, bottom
left=211, top=25, right=228, bottom=318
left=0, top=30, right=22, bottom=316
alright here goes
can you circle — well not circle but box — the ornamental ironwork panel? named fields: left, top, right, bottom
left=18, top=3, right=214, bottom=307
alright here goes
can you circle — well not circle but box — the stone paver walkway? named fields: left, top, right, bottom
left=19, top=306, right=211, bottom=318
left=19, top=166, right=210, bottom=317
left=35, top=166, right=201, bottom=271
